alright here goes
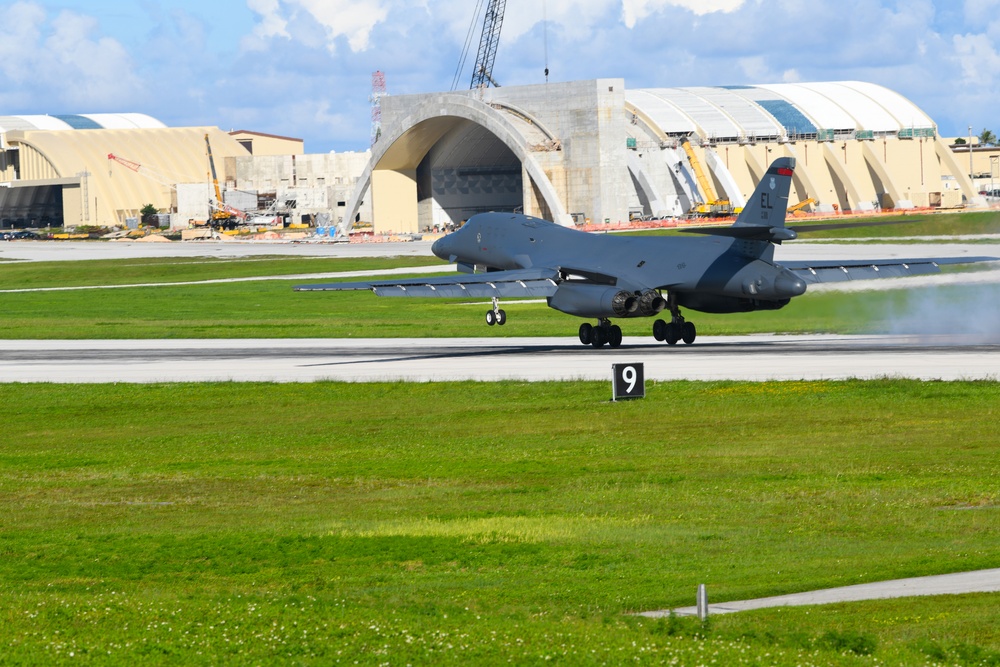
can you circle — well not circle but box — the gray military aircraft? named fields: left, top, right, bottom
left=296, top=157, right=994, bottom=348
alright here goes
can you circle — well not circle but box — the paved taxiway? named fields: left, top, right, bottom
left=642, top=568, right=1000, bottom=617
left=2, top=334, right=999, bottom=383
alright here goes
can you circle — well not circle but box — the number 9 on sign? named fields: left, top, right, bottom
left=612, top=363, right=645, bottom=401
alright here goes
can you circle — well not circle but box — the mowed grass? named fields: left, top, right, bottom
left=1, top=381, right=998, bottom=665
left=0, top=253, right=994, bottom=338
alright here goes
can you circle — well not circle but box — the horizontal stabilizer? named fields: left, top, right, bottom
left=783, top=257, right=998, bottom=284
left=294, top=267, right=561, bottom=299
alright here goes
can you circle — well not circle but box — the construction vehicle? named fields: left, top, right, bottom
left=204, top=133, right=245, bottom=230
left=787, top=198, right=817, bottom=215
left=679, top=136, right=734, bottom=217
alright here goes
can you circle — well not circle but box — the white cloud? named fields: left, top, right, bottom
left=953, top=32, right=1000, bottom=84
left=964, top=0, right=1000, bottom=23
left=0, top=2, right=143, bottom=109
left=246, top=0, right=388, bottom=53
left=622, top=0, right=745, bottom=28
left=245, top=0, right=290, bottom=47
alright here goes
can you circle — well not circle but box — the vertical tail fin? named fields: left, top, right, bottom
left=734, top=157, right=795, bottom=228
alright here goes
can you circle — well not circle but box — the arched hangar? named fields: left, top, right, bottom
left=1, top=114, right=248, bottom=227
left=343, top=79, right=977, bottom=235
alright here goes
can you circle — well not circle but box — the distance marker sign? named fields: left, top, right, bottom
left=612, top=363, right=645, bottom=401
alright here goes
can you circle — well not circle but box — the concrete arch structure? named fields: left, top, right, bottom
left=356, top=79, right=978, bottom=236
left=341, top=92, right=569, bottom=237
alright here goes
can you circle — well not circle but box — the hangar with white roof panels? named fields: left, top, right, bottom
left=1, top=114, right=248, bottom=228
left=346, top=78, right=977, bottom=235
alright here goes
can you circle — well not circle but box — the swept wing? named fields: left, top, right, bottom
left=782, top=257, right=997, bottom=284
left=294, top=267, right=561, bottom=298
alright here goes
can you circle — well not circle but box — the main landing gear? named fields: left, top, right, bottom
left=578, top=319, right=623, bottom=348
left=485, top=297, right=507, bottom=326
left=652, top=297, right=696, bottom=345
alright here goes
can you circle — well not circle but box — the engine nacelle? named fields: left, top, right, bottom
left=547, top=283, right=638, bottom=318
left=637, top=290, right=666, bottom=316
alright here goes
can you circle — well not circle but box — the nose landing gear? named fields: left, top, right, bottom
left=485, top=297, right=507, bottom=326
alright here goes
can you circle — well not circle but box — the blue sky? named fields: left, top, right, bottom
left=2, top=0, right=999, bottom=152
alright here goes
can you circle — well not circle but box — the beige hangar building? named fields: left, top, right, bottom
left=343, top=78, right=983, bottom=236
left=0, top=114, right=252, bottom=228
left=0, top=114, right=367, bottom=230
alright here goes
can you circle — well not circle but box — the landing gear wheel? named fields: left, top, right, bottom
left=486, top=310, right=496, bottom=326
left=653, top=319, right=667, bottom=342
left=497, top=309, right=507, bottom=326
left=591, top=326, right=607, bottom=348
left=579, top=322, right=593, bottom=345
left=681, top=321, right=696, bottom=345
left=608, top=325, right=623, bottom=348
left=665, top=322, right=680, bottom=346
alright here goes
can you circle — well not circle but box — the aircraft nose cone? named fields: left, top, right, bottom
left=431, top=235, right=450, bottom=260
left=774, top=272, right=807, bottom=297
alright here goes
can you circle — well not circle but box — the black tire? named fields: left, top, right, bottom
left=665, top=322, right=680, bottom=345
left=579, top=322, right=593, bottom=345
left=653, top=319, right=667, bottom=341
left=486, top=310, right=496, bottom=326
left=591, top=326, right=607, bottom=348
left=682, top=321, right=696, bottom=345
left=609, top=325, right=623, bottom=348
left=497, top=309, right=507, bottom=326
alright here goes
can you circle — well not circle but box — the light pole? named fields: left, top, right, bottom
left=969, top=126, right=974, bottom=187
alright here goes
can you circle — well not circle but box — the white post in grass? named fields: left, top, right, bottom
left=696, top=583, right=708, bottom=621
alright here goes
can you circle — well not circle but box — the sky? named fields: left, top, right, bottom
left=1, top=0, right=999, bottom=153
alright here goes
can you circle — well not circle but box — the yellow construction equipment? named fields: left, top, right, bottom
left=204, top=134, right=245, bottom=230
left=680, top=136, right=733, bottom=217
left=787, top=198, right=817, bottom=215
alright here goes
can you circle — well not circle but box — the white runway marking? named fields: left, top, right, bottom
left=2, top=334, right=999, bottom=383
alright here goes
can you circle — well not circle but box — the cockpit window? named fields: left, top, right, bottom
left=521, top=216, right=554, bottom=229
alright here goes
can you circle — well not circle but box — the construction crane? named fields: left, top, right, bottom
left=469, top=0, right=506, bottom=89
left=107, top=153, right=179, bottom=194
left=679, top=136, right=733, bottom=217
left=204, top=133, right=245, bottom=230
left=109, top=144, right=245, bottom=230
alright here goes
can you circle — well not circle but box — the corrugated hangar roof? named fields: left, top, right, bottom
left=627, top=81, right=936, bottom=142
left=6, top=126, right=248, bottom=223
left=0, top=113, right=165, bottom=134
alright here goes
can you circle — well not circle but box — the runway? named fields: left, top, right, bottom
left=2, top=334, right=999, bottom=383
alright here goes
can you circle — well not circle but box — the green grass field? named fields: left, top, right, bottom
left=1, top=243, right=999, bottom=664
left=1, top=381, right=998, bottom=665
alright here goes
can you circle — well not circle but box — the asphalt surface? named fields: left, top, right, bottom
left=2, top=334, right=1000, bottom=382
left=641, top=568, right=1000, bottom=617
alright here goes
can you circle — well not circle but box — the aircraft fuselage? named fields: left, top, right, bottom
left=431, top=213, right=806, bottom=316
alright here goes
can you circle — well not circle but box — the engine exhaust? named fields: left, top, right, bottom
left=637, top=290, right=666, bottom=316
